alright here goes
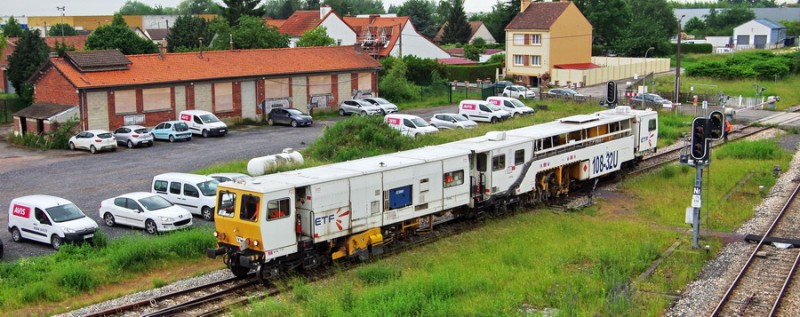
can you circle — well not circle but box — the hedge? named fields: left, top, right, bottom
left=670, top=43, right=713, bottom=54
left=445, top=62, right=502, bottom=82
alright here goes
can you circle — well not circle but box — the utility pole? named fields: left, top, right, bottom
left=674, top=14, right=686, bottom=104
left=398, top=24, right=402, bottom=58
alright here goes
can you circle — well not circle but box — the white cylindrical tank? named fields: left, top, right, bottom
left=247, top=148, right=304, bottom=176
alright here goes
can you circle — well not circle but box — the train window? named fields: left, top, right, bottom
left=492, top=155, right=505, bottom=171
left=648, top=119, right=657, bottom=131
left=240, top=195, right=260, bottom=222
left=514, top=149, right=525, bottom=165
left=609, top=122, right=620, bottom=132
left=443, top=170, right=464, bottom=188
left=268, top=198, right=290, bottom=221
left=476, top=153, right=487, bottom=172
left=217, top=191, right=236, bottom=218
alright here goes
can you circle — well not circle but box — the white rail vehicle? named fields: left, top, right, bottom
left=208, top=106, right=658, bottom=278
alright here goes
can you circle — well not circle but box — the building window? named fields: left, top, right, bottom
left=513, top=55, right=525, bottom=66
left=530, top=34, right=541, bottom=44
left=214, top=82, right=233, bottom=112
left=114, top=89, right=136, bottom=114
left=142, top=87, right=170, bottom=112
left=530, top=55, right=541, bottom=66
left=513, top=34, right=525, bottom=45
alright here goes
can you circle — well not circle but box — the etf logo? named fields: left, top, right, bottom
left=315, top=208, right=351, bottom=231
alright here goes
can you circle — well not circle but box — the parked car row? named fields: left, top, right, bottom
left=338, top=97, right=399, bottom=116
left=68, top=110, right=228, bottom=154
left=6, top=171, right=250, bottom=251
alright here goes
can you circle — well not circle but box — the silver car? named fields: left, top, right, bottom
left=429, top=113, right=478, bottom=129
left=338, top=99, right=382, bottom=116
left=113, top=125, right=154, bottom=148
left=361, top=97, right=399, bottom=114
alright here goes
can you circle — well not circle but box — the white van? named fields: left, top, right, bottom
left=152, top=173, right=220, bottom=220
left=178, top=110, right=228, bottom=138
left=458, top=99, right=511, bottom=123
left=486, top=96, right=535, bottom=117
left=384, top=114, right=439, bottom=138
left=7, top=195, right=99, bottom=250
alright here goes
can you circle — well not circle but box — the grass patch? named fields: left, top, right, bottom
left=0, top=227, right=215, bottom=310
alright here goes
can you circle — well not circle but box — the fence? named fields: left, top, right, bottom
left=551, top=57, right=671, bottom=87
left=656, top=91, right=765, bottom=109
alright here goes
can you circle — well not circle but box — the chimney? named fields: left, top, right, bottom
left=521, top=1, right=531, bottom=12
left=369, top=14, right=378, bottom=25
left=320, top=5, right=332, bottom=19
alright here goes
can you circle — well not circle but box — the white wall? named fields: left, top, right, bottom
left=733, top=20, right=770, bottom=48
left=471, top=25, right=496, bottom=44
left=321, top=16, right=357, bottom=46
left=390, top=23, right=449, bottom=59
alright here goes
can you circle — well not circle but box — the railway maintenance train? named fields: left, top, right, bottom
left=207, top=106, right=659, bottom=280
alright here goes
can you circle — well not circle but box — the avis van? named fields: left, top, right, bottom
left=486, top=96, right=535, bottom=117
left=178, top=110, right=228, bottom=138
left=458, top=99, right=511, bottom=123
left=384, top=114, right=439, bottom=138
left=7, top=195, right=99, bottom=250
left=152, top=173, right=220, bottom=220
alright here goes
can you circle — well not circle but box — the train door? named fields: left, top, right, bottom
left=472, top=152, right=491, bottom=203
left=260, top=190, right=297, bottom=253
left=350, top=173, right=383, bottom=231
left=636, top=113, right=658, bottom=154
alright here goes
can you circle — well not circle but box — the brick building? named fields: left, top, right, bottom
left=26, top=46, right=382, bottom=133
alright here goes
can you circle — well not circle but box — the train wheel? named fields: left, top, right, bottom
left=225, top=254, right=250, bottom=278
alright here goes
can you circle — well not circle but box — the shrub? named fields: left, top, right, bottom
left=304, top=116, right=415, bottom=162
left=58, top=264, right=97, bottom=292
left=686, top=50, right=792, bottom=79
left=670, top=43, right=712, bottom=54
left=7, top=116, right=79, bottom=150
left=716, top=140, right=784, bottom=160
left=445, top=62, right=501, bottom=82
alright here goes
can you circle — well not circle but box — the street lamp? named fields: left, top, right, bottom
left=674, top=14, right=686, bottom=104
left=56, top=6, right=66, bottom=38
left=643, top=46, right=654, bottom=109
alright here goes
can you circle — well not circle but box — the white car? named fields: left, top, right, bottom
left=99, top=192, right=193, bottom=234
left=503, top=85, right=536, bottom=99
left=68, top=130, right=117, bottom=154
left=338, top=99, right=382, bottom=116
left=361, top=97, right=399, bottom=114
left=208, top=172, right=251, bottom=183
left=429, top=113, right=478, bottom=129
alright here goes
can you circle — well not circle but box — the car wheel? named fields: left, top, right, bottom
left=51, top=235, right=63, bottom=250
left=103, top=213, right=116, bottom=227
left=339, top=109, right=346, bottom=116
left=90, top=145, right=97, bottom=154
left=513, top=113, right=519, bottom=118
left=380, top=109, right=386, bottom=115
left=169, top=135, right=175, bottom=143
left=11, top=227, right=22, bottom=242
left=291, top=120, right=298, bottom=128
left=503, top=93, right=509, bottom=97
left=202, top=206, right=213, bottom=221
left=69, top=142, right=75, bottom=151
left=491, top=117, right=498, bottom=124
left=360, top=110, right=367, bottom=116
left=145, top=219, right=158, bottom=235
left=267, top=118, right=274, bottom=126
left=202, top=130, right=209, bottom=138
left=127, top=140, right=135, bottom=149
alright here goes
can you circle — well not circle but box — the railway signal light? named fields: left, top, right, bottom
left=691, top=118, right=708, bottom=160
left=605, top=81, right=617, bottom=105
left=707, top=111, right=724, bottom=140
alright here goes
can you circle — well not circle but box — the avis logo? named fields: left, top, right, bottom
left=315, top=208, right=350, bottom=231
left=12, top=204, right=30, bottom=218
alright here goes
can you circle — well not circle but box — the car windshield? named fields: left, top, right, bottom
left=411, top=118, right=430, bottom=127
left=97, top=133, right=113, bottom=139
left=197, top=180, right=219, bottom=196
left=564, top=89, right=577, bottom=95
left=453, top=115, right=469, bottom=122
left=509, top=99, right=526, bottom=108
left=373, top=98, right=390, bottom=104
left=133, top=128, right=149, bottom=134
left=139, top=195, right=173, bottom=211
left=46, top=203, right=86, bottom=223
left=174, top=122, right=189, bottom=131
left=287, top=109, right=306, bottom=115
left=199, top=114, right=220, bottom=123
left=488, top=104, right=503, bottom=111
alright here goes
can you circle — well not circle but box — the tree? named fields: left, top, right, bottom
left=217, top=0, right=267, bottom=26
left=112, top=13, right=128, bottom=27
left=304, top=0, right=321, bottom=10
left=7, top=29, right=49, bottom=98
left=574, top=0, right=632, bottom=47
left=683, top=16, right=707, bottom=37
left=397, top=0, right=437, bottom=39
left=2, top=16, right=24, bottom=38
left=210, top=15, right=289, bottom=49
left=781, top=20, right=800, bottom=37
left=296, top=27, right=336, bottom=47
left=378, top=58, right=421, bottom=101
left=463, top=44, right=485, bottom=61
left=176, top=0, right=222, bottom=14
left=478, top=0, right=519, bottom=45
left=117, top=0, right=176, bottom=15
left=54, top=41, right=76, bottom=57
left=264, top=0, right=303, bottom=19
left=441, top=0, right=471, bottom=44
left=48, top=23, right=78, bottom=37
left=705, top=6, right=755, bottom=35
left=322, top=0, right=385, bottom=16
left=614, top=0, right=676, bottom=57
left=166, top=15, right=214, bottom=52
left=86, top=24, right=159, bottom=55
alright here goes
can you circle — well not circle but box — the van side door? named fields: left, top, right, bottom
left=30, top=208, right=52, bottom=243
left=180, top=183, right=203, bottom=216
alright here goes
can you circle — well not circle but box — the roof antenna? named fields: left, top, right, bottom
left=158, top=42, right=164, bottom=59
left=229, top=34, right=234, bottom=50
left=198, top=37, right=204, bottom=59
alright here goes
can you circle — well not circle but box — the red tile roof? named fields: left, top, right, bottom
left=445, top=48, right=504, bottom=57
left=437, top=57, right=477, bottom=65
left=44, top=46, right=382, bottom=89
left=554, top=63, right=600, bottom=70
left=506, top=2, right=570, bottom=30
left=343, top=16, right=409, bottom=57
left=279, top=10, right=327, bottom=36
left=265, top=19, right=286, bottom=28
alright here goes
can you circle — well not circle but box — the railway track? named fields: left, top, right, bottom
left=711, top=181, right=800, bottom=316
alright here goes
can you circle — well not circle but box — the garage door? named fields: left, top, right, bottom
left=754, top=35, right=767, bottom=49
left=736, top=35, right=749, bottom=46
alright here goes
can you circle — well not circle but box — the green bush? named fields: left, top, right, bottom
left=7, top=116, right=79, bottom=150
left=669, top=43, right=712, bottom=54
left=304, top=116, right=416, bottom=162
left=445, top=62, right=501, bottom=82
left=716, top=140, right=785, bottom=160
left=57, top=264, right=97, bottom=292
left=686, top=50, right=792, bottom=79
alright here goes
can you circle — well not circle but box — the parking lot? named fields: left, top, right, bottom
left=0, top=105, right=457, bottom=261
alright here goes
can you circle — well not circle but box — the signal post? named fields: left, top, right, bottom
left=684, top=111, right=725, bottom=249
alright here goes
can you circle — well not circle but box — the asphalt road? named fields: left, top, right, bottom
left=0, top=105, right=457, bottom=261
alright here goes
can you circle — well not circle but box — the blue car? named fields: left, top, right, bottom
left=151, top=121, right=192, bottom=142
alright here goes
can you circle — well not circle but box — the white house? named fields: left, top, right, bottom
left=269, top=6, right=357, bottom=48
left=733, top=19, right=786, bottom=49
left=344, top=15, right=450, bottom=60
left=434, top=21, right=497, bottom=44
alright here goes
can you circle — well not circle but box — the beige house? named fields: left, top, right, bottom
left=504, top=1, right=593, bottom=87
